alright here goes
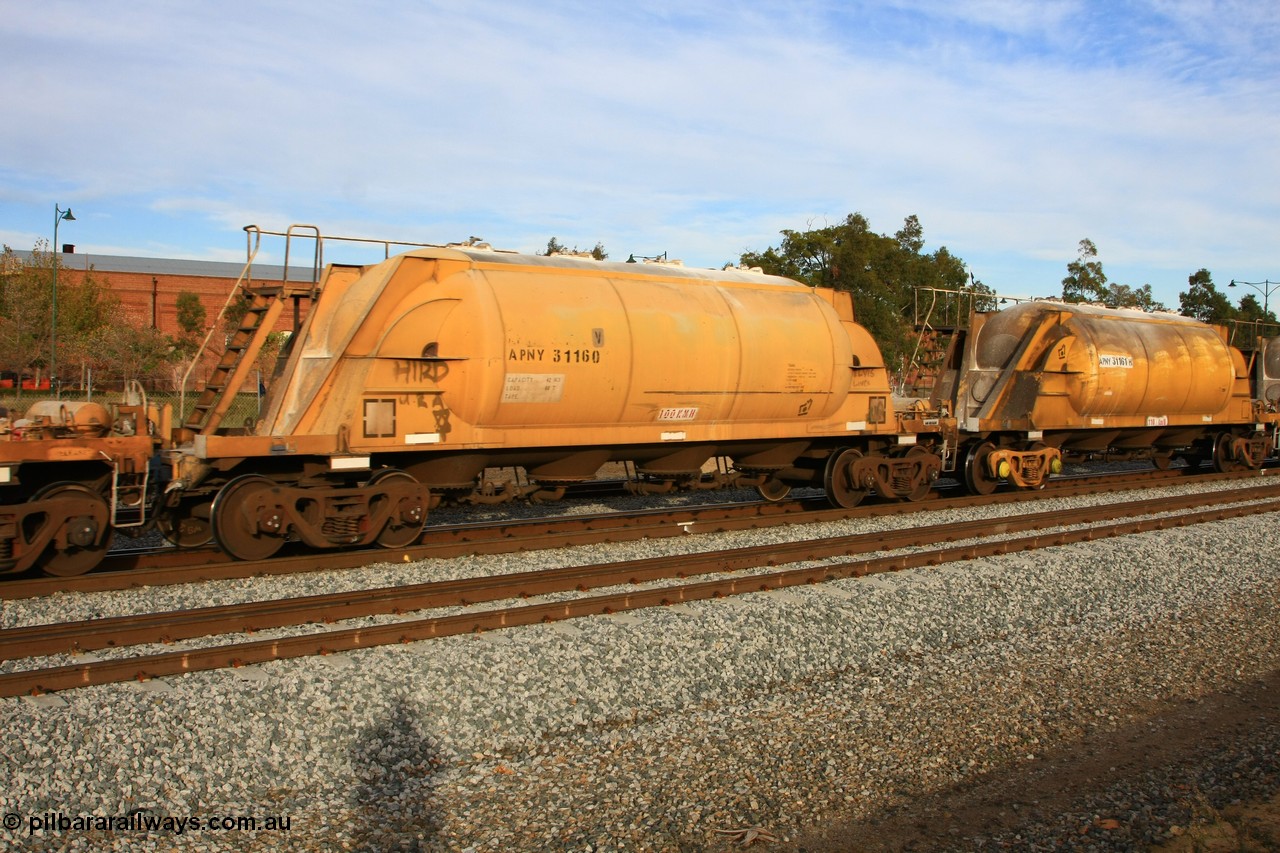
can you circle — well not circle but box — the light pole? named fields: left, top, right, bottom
left=1228, top=278, right=1280, bottom=317
left=52, top=205, right=75, bottom=398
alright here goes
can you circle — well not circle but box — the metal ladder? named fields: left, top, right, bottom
left=110, top=465, right=149, bottom=528
left=181, top=286, right=286, bottom=433
left=175, top=224, right=449, bottom=437
left=110, top=383, right=154, bottom=528
left=177, top=225, right=322, bottom=436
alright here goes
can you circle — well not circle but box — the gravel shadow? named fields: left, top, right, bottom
left=348, top=696, right=443, bottom=851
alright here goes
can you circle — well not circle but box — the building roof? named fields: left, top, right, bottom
left=11, top=250, right=318, bottom=283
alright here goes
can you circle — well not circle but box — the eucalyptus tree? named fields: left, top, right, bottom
left=739, top=212, right=972, bottom=371
left=1178, top=269, right=1235, bottom=323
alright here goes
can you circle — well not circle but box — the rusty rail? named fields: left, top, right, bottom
left=3, top=465, right=1241, bottom=600
left=3, top=485, right=1280, bottom=697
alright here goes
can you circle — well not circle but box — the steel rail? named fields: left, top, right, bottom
left=3, top=490, right=1280, bottom=697
left=6, top=482, right=1280, bottom=661
left=1, top=466, right=1244, bottom=600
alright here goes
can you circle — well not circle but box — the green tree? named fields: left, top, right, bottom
left=58, top=271, right=123, bottom=387
left=0, top=242, right=129, bottom=390
left=255, top=331, right=287, bottom=390
left=545, top=238, right=608, bottom=260
left=1061, top=240, right=1166, bottom=311
left=0, top=244, right=54, bottom=384
left=895, top=214, right=924, bottom=254
left=1178, top=269, right=1234, bottom=323
left=173, top=291, right=208, bottom=357
left=91, top=316, right=178, bottom=385
left=1061, top=238, right=1109, bottom=303
left=1234, top=293, right=1276, bottom=325
left=220, top=290, right=251, bottom=336
left=740, top=213, right=971, bottom=371
left=1107, top=282, right=1164, bottom=312
left=176, top=291, right=207, bottom=338
left=957, top=269, right=998, bottom=314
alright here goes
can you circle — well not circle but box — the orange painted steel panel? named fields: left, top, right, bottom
left=967, top=301, right=1240, bottom=430
left=253, top=248, right=891, bottom=456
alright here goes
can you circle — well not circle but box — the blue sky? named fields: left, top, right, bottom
left=2, top=0, right=1278, bottom=308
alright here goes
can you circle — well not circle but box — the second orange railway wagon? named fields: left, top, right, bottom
left=935, top=301, right=1278, bottom=493
left=165, top=246, right=945, bottom=560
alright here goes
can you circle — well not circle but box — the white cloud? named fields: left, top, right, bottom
left=1, top=0, right=1277, bottom=306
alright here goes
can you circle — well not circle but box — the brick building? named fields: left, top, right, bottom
left=11, top=246, right=317, bottom=390
left=45, top=247, right=312, bottom=338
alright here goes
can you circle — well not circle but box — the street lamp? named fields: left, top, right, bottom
left=1228, top=278, right=1279, bottom=316
left=52, top=205, right=75, bottom=399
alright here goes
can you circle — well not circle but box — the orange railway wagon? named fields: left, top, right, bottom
left=0, top=392, right=168, bottom=575
left=162, top=241, right=945, bottom=560
left=934, top=301, right=1280, bottom=493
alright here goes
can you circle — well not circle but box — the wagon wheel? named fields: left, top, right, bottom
left=156, top=498, right=214, bottom=548
left=32, top=483, right=112, bottom=577
left=1212, top=433, right=1246, bottom=474
left=963, top=441, right=1000, bottom=496
left=904, top=445, right=935, bottom=502
left=823, top=448, right=868, bottom=509
left=211, top=474, right=285, bottom=561
left=370, top=469, right=428, bottom=549
left=756, top=476, right=792, bottom=503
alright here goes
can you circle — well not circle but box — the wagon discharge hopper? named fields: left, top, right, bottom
left=168, top=246, right=942, bottom=559
left=939, top=300, right=1272, bottom=493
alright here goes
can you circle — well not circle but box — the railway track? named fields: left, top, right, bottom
left=4, top=476, right=1279, bottom=698
left=0, top=465, right=1239, bottom=599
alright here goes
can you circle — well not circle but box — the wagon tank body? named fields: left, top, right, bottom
left=254, top=247, right=891, bottom=472
left=168, top=245, right=941, bottom=559
left=961, top=301, right=1246, bottom=427
left=940, top=300, right=1274, bottom=492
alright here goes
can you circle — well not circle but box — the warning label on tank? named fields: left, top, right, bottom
left=785, top=363, right=817, bottom=391
left=1098, top=354, right=1134, bottom=368
left=502, top=373, right=565, bottom=403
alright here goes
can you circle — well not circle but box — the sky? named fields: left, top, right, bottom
left=2, top=0, right=1278, bottom=309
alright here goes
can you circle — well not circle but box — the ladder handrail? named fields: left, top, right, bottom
left=905, top=288, right=940, bottom=388
left=178, top=227, right=266, bottom=421
left=282, top=224, right=323, bottom=293
left=183, top=290, right=286, bottom=434
left=176, top=224, right=453, bottom=433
